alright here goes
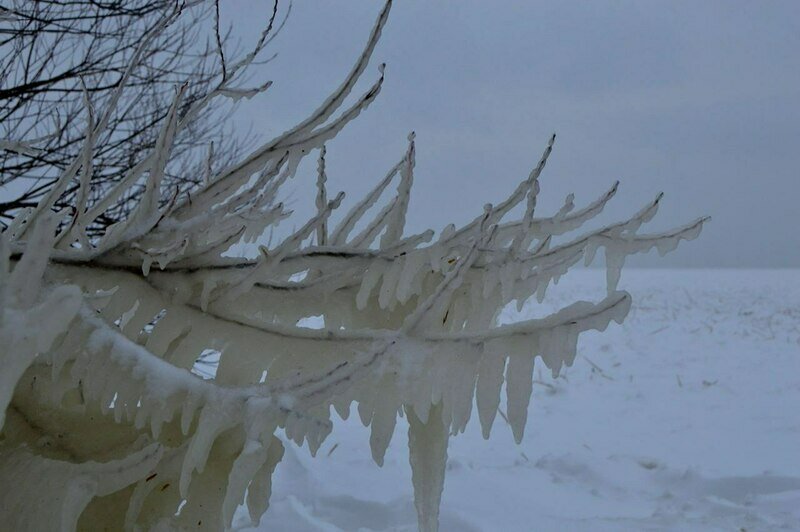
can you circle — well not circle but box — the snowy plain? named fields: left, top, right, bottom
left=235, top=269, right=800, bottom=532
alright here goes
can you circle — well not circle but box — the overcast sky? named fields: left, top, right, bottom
left=224, top=1, right=799, bottom=268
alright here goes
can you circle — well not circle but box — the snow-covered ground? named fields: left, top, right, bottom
left=237, top=269, right=800, bottom=531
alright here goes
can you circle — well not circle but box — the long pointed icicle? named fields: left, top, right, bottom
left=407, top=403, right=449, bottom=532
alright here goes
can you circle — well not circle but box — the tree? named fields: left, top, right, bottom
left=0, top=1, right=707, bottom=530
left=0, top=0, right=266, bottom=234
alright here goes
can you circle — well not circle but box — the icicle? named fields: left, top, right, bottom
left=378, top=258, right=403, bottom=309
left=369, top=376, right=399, bottom=466
left=181, top=392, right=201, bottom=435
left=179, top=400, right=239, bottom=498
left=406, top=402, right=448, bottom=532
left=332, top=395, right=352, bottom=420
left=475, top=349, right=506, bottom=439
left=221, top=439, right=268, bottom=529
left=358, top=391, right=375, bottom=427
left=246, top=436, right=284, bottom=526
left=605, top=243, right=626, bottom=294
left=356, top=262, right=386, bottom=310
left=409, top=363, right=434, bottom=426
left=448, top=343, right=480, bottom=434
left=505, top=353, right=535, bottom=444
left=396, top=250, right=427, bottom=304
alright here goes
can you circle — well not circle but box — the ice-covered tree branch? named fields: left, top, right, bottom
left=0, top=1, right=707, bottom=530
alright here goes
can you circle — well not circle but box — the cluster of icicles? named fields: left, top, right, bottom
left=0, top=1, right=706, bottom=530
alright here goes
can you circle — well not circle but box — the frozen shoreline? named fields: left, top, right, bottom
left=238, top=269, right=800, bottom=531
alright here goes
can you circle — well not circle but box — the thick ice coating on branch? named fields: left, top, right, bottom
left=0, top=1, right=707, bottom=530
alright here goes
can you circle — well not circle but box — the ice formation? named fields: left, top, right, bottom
left=0, top=1, right=707, bottom=530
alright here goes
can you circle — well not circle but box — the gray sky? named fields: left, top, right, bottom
left=225, top=1, right=800, bottom=268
